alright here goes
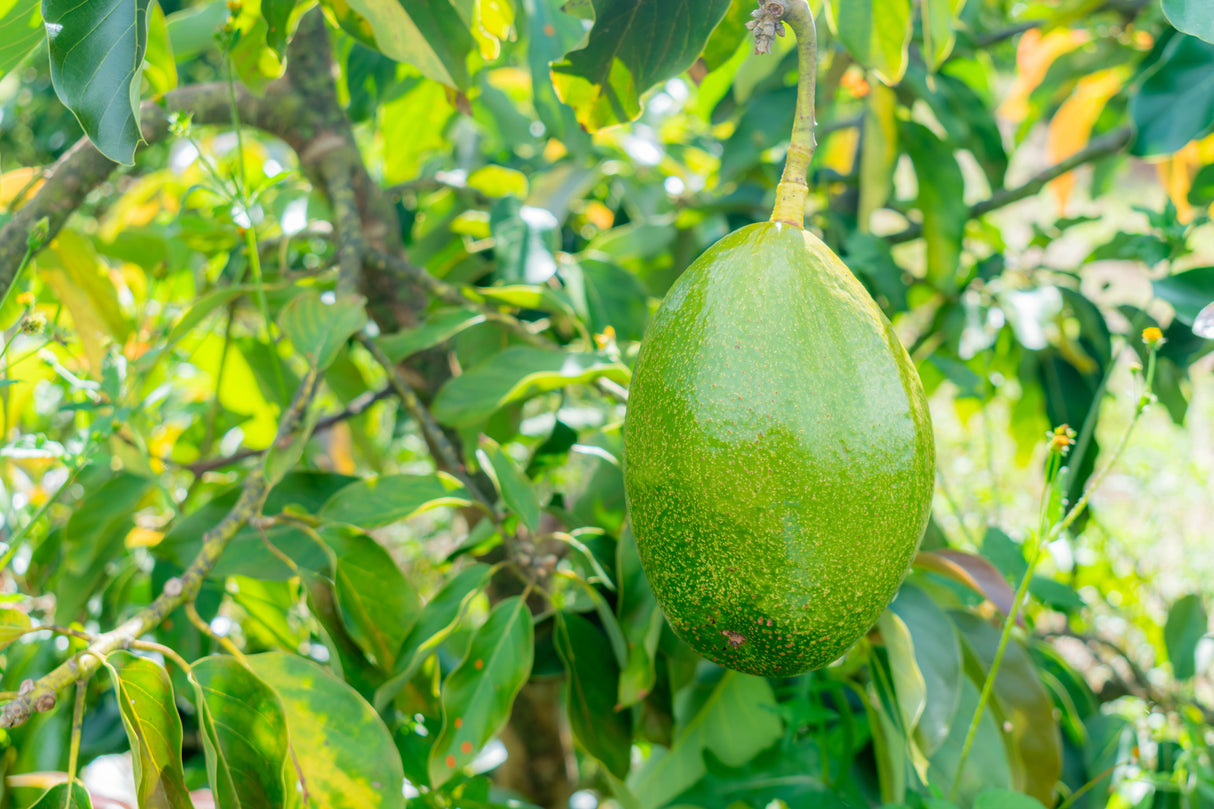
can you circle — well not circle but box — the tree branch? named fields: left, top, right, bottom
left=886, top=126, right=1133, bottom=245
left=0, top=366, right=321, bottom=729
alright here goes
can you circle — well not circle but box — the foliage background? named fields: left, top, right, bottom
left=0, top=0, right=1212, bottom=808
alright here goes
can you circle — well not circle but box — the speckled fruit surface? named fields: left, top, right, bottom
left=623, top=221, right=935, bottom=676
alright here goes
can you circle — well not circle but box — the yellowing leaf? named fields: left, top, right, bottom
left=998, top=28, right=1088, bottom=123
left=472, top=0, right=514, bottom=59
left=1046, top=68, right=1126, bottom=212
left=0, top=607, right=32, bottom=651
left=820, top=125, right=860, bottom=177
left=38, top=229, right=132, bottom=374
left=859, top=81, right=898, bottom=230
left=1155, top=132, right=1214, bottom=224
left=0, top=166, right=43, bottom=210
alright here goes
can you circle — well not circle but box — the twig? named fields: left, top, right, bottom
left=357, top=335, right=495, bottom=509
left=177, top=385, right=393, bottom=475
left=0, top=367, right=321, bottom=728
left=887, top=127, right=1133, bottom=244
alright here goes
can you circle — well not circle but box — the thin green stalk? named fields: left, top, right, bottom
left=949, top=339, right=1162, bottom=798
left=765, top=0, right=818, bottom=228
left=66, top=679, right=86, bottom=794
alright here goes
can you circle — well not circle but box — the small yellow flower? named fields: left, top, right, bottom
left=1047, top=423, right=1076, bottom=455
left=16, top=292, right=35, bottom=308
left=1142, top=326, right=1164, bottom=348
left=594, top=325, right=616, bottom=350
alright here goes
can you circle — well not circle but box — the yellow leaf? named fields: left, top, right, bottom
left=859, top=82, right=898, bottom=231
left=38, top=230, right=132, bottom=375
left=0, top=167, right=44, bottom=211
left=821, top=125, right=861, bottom=178
left=125, top=527, right=165, bottom=549
left=998, top=28, right=1088, bottom=123
left=328, top=421, right=357, bottom=475
left=473, top=0, right=514, bottom=60
left=1154, top=132, right=1214, bottom=224
left=1046, top=68, right=1126, bottom=213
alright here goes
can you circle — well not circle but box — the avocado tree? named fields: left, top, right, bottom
left=0, top=1, right=1212, bottom=808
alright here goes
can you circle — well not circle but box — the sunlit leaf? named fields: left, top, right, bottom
left=825, top=0, right=912, bottom=84
left=428, top=596, right=534, bottom=788
left=43, top=0, right=152, bottom=164
left=892, top=584, right=963, bottom=756
left=278, top=291, right=367, bottom=371
left=0, top=607, right=32, bottom=651
left=922, top=0, right=967, bottom=70
left=247, top=652, right=405, bottom=809
left=376, top=309, right=487, bottom=362
left=142, top=3, right=177, bottom=96
left=1046, top=68, right=1125, bottom=211
left=476, top=436, right=540, bottom=533
left=899, top=121, right=966, bottom=288
left=262, top=0, right=297, bottom=55
left=550, top=0, right=732, bottom=130
left=27, top=782, right=93, bottom=809
left=320, top=473, right=474, bottom=529
left=320, top=0, right=474, bottom=89
left=433, top=347, right=629, bottom=427
left=104, top=652, right=194, bottom=809
left=189, top=656, right=291, bottom=809
left=876, top=610, right=927, bottom=735
left=0, top=0, right=42, bottom=81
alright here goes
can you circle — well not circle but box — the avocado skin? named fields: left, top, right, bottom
left=623, top=222, right=935, bottom=677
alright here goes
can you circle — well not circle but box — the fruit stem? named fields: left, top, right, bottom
left=755, top=0, right=818, bottom=229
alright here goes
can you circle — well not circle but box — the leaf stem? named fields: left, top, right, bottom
left=764, top=0, right=818, bottom=228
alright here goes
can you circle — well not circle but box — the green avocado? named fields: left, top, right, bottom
left=623, top=221, right=935, bottom=676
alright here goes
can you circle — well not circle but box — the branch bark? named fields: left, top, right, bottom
left=887, top=127, right=1134, bottom=244
left=0, top=367, right=321, bottom=729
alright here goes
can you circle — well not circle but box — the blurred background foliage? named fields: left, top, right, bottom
left=0, top=0, right=1212, bottom=808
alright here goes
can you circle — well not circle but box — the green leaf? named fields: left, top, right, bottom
left=319, top=0, right=474, bottom=89
left=550, top=0, right=732, bottom=130
left=1153, top=267, right=1214, bottom=326
left=103, top=652, right=194, bottom=809
left=262, top=0, right=297, bottom=55
left=432, top=346, right=629, bottom=428
left=892, top=584, right=963, bottom=756
left=555, top=612, right=632, bottom=779
left=925, top=676, right=1012, bottom=804
left=616, top=527, right=662, bottom=709
left=628, top=670, right=783, bottom=809
left=899, top=121, right=966, bottom=288
left=428, top=596, right=535, bottom=788
left=972, top=789, right=1049, bottom=809
left=188, top=656, right=291, bottom=809
left=0, top=607, right=31, bottom=651
left=563, top=257, right=651, bottom=343
left=877, top=610, right=927, bottom=735
left=952, top=612, right=1062, bottom=805
left=922, top=0, right=967, bottom=71
left=374, top=562, right=493, bottom=710
left=247, top=652, right=405, bottom=809
left=1164, top=593, right=1208, bottom=681
left=376, top=309, right=488, bottom=362
left=0, top=0, right=42, bottom=81
left=278, top=291, right=367, bottom=371
left=142, top=3, right=177, bottom=96
left=43, top=0, right=152, bottom=164
left=520, top=0, right=589, bottom=149
left=490, top=197, right=559, bottom=284
left=476, top=436, right=541, bottom=533
left=468, top=165, right=529, bottom=199
left=1164, top=0, right=1214, bottom=44
left=27, top=783, right=94, bottom=809
left=327, top=530, right=422, bottom=670
left=320, top=473, right=474, bottom=529
left=1130, top=33, right=1214, bottom=157
left=825, top=0, right=912, bottom=84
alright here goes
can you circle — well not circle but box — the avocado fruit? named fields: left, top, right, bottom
left=623, top=221, right=935, bottom=676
